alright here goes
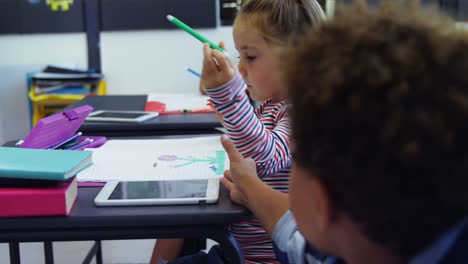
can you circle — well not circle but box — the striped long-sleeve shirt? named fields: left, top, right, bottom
left=206, top=72, right=292, bottom=263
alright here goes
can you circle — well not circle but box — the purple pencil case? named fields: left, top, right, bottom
left=20, top=105, right=107, bottom=150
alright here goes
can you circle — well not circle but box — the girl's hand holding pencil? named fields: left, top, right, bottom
left=198, top=41, right=226, bottom=94
left=201, top=43, right=236, bottom=90
left=165, top=14, right=233, bottom=91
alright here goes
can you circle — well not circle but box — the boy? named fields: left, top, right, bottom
left=221, top=1, right=468, bottom=263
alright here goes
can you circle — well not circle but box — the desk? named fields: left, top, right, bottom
left=0, top=185, right=250, bottom=264
left=65, top=95, right=222, bottom=136
left=0, top=136, right=250, bottom=264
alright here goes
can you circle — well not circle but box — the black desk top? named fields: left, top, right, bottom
left=0, top=136, right=250, bottom=233
left=66, top=95, right=221, bottom=136
left=0, top=187, right=248, bottom=264
left=0, top=139, right=248, bottom=264
left=0, top=186, right=250, bottom=233
left=68, top=95, right=148, bottom=111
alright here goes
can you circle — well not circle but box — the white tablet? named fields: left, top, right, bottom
left=86, top=110, right=159, bottom=123
left=94, top=179, right=220, bottom=206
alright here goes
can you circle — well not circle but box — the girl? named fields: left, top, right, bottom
left=151, top=1, right=325, bottom=263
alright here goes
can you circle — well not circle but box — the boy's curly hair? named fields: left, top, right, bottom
left=285, top=0, right=468, bottom=259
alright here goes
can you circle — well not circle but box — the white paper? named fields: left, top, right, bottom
left=147, top=93, right=212, bottom=111
left=77, top=136, right=228, bottom=182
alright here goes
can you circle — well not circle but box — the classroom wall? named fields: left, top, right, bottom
left=0, top=27, right=235, bottom=144
left=100, top=27, right=235, bottom=94
left=0, top=65, right=42, bottom=144
left=0, top=27, right=235, bottom=94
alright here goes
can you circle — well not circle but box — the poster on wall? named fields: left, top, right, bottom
left=21, top=0, right=84, bottom=33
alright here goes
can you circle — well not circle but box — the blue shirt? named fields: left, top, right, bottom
left=272, top=210, right=468, bottom=264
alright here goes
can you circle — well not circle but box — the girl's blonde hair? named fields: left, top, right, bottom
left=235, top=0, right=325, bottom=46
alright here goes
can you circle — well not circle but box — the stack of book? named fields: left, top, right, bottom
left=32, top=66, right=103, bottom=95
left=28, top=65, right=106, bottom=126
left=0, top=147, right=92, bottom=217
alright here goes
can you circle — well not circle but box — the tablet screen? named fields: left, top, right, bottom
left=91, top=112, right=147, bottom=119
left=108, top=180, right=208, bottom=199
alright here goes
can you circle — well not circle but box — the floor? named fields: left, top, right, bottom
left=0, top=239, right=216, bottom=264
left=0, top=239, right=155, bottom=264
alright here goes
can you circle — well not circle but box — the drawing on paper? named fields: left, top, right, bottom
left=157, top=151, right=225, bottom=176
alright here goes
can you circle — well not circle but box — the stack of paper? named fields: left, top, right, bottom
left=78, top=136, right=229, bottom=182
left=32, top=67, right=103, bottom=94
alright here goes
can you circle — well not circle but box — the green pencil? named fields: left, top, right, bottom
left=166, top=15, right=229, bottom=56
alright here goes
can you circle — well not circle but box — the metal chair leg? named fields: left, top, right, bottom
left=9, top=242, right=20, bottom=264
left=44, top=241, right=54, bottom=264
left=82, top=240, right=103, bottom=264
left=95, top=240, right=103, bottom=264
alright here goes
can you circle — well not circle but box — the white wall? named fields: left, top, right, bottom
left=0, top=65, right=42, bottom=144
left=101, top=28, right=235, bottom=94
left=0, top=27, right=235, bottom=94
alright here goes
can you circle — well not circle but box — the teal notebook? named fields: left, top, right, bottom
left=0, top=147, right=92, bottom=180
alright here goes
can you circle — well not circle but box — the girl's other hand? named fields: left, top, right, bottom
left=201, top=42, right=236, bottom=90
left=220, top=135, right=259, bottom=207
left=198, top=80, right=207, bottom=95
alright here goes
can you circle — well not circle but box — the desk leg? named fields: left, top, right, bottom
left=95, top=240, right=103, bottom=264
left=9, top=242, right=20, bottom=264
left=44, top=241, right=54, bottom=264
left=82, top=240, right=103, bottom=264
left=210, top=231, right=244, bottom=264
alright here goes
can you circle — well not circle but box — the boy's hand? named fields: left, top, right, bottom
left=201, top=42, right=236, bottom=90
left=220, top=135, right=259, bottom=207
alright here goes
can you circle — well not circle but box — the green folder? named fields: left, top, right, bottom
left=0, top=147, right=92, bottom=180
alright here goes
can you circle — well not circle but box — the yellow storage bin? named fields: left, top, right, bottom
left=28, top=80, right=106, bottom=126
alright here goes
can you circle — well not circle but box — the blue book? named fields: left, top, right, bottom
left=0, top=147, right=92, bottom=180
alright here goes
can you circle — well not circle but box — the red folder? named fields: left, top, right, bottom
left=145, top=101, right=215, bottom=115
